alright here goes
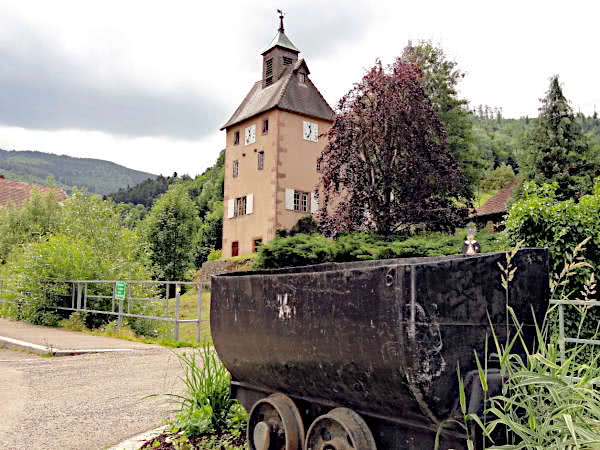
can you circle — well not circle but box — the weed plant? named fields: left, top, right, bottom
left=444, top=241, right=600, bottom=449
left=155, top=343, right=247, bottom=439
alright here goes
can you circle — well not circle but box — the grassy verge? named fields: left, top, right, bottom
left=58, top=288, right=212, bottom=348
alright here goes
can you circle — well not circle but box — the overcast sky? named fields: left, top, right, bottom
left=0, top=0, right=598, bottom=176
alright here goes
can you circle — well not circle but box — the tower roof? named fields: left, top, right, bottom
left=262, top=30, right=299, bottom=55
left=220, top=59, right=334, bottom=130
left=262, top=10, right=299, bottom=55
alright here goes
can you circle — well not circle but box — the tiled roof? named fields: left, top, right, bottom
left=0, top=177, right=68, bottom=208
left=221, top=59, right=334, bottom=130
left=472, top=181, right=518, bottom=217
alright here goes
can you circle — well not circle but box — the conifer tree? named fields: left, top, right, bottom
left=519, top=75, right=597, bottom=199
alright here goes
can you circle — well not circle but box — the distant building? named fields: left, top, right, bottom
left=220, top=13, right=334, bottom=257
left=471, top=181, right=519, bottom=231
left=0, top=175, right=68, bottom=208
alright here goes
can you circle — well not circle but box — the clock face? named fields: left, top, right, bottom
left=245, top=124, right=256, bottom=145
left=303, top=121, right=318, bottom=142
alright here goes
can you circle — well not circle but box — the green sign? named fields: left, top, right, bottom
left=115, top=281, right=126, bottom=301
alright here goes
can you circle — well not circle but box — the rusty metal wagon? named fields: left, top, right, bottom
left=211, top=249, right=549, bottom=449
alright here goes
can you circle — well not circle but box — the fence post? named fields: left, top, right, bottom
left=117, top=282, right=124, bottom=328
left=174, top=283, right=180, bottom=342
left=196, top=284, right=203, bottom=343
left=559, top=302, right=566, bottom=363
left=76, top=282, right=82, bottom=311
left=111, top=282, right=116, bottom=313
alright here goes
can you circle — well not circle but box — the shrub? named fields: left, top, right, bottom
left=255, top=229, right=507, bottom=269
left=5, top=233, right=153, bottom=328
left=506, top=180, right=600, bottom=337
left=207, top=249, right=222, bottom=261
left=255, top=233, right=337, bottom=269
left=479, top=164, right=515, bottom=191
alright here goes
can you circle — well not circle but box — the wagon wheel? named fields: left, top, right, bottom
left=248, top=393, right=305, bottom=450
left=305, top=408, right=376, bottom=450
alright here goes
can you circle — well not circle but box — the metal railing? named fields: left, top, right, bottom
left=550, top=298, right=600, bottom=362
left=0, top=279, right=210, bottom=342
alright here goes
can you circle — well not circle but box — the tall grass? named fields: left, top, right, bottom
left=156, top=343, right=247, bottom=438
left=444, top=241, right=600, bottom=449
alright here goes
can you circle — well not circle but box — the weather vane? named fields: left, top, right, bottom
left=277, top=9, right=285, bottom=32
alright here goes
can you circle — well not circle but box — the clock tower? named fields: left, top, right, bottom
left=220, top=12, right=334, bottom=257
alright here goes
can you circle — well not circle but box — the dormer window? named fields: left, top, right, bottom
left=298, top=73, right=306, bottom=84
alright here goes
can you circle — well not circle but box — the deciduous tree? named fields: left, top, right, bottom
left=317, top=60, right=469, bottom=236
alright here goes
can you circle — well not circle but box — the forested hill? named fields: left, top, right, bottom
left=0, top=149, right=156, bottom=195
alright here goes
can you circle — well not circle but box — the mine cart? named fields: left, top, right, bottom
left=211, top=250, right=549, bottom=450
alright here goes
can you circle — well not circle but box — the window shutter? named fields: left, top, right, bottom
left=311, top=192, right=319, bottom=213
left=227, top=199, right=234, bottom=219
left=285, top=188, right=294, bottom=210
left=246, top=193, right=253, bottom=215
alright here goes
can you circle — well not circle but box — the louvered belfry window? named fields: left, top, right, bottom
left=283, top=56, right=293, bottom=66
left=265, top=58, right=273, bottom=86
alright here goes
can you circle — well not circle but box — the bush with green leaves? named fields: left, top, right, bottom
left=506, top=180, right=600, bottom=338
left=479, top=164, right=516, bottom=192
left=255, top=229, right=507, bottom=269
left=0, top=188, right=62, bottom=263
left=3, top=190, right=154, bottom=329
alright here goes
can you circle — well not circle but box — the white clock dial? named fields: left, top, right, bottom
left=303, top=121, right=312, bottom=140
left=245, top=124, right=256, bottom=145
left=310, top=123, right=318, bottom=142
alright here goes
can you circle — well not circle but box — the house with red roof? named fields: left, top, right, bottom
left=471, top=181, right=519, bottom=231
left=0, top=175, right=68, bottom=208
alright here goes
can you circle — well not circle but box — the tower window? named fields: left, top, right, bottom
left=294, top=191, right=309, bottom=212
left=265, top=58, right=273, bottom=78
left=231, top=241, right=239, bottom=257
left=262, top=119, right=269, bottom=134
left=283, top=56, right=293, bottom=65
left=258, top=151, right=264, bottom=170
left=234, top=131, right=240, bottom=145
left=235, top=196, right=247, bottom=217
left=265, top=76, right=273, bottom=87
left=233, top=160, right=239, bottom=178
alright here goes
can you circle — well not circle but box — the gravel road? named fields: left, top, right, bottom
left=0, top=347, right=185, bottom=450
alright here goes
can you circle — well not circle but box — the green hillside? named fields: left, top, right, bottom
left=0, top=149, right=156, bottom=195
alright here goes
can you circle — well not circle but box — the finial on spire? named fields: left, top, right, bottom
left=277, top=9, right=285, bottom=32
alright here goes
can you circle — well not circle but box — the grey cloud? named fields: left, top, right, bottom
left=0, top=27, right=226, bottom=140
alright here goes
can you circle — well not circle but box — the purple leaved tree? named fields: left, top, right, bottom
left=316, top=60, right=470, bottom=236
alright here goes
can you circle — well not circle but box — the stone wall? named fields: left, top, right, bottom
left=195, top=259, right=251, bottom=283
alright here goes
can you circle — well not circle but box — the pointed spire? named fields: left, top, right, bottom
left=262, top=9, right=299, bottom=55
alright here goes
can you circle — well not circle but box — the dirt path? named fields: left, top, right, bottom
left=0, top=321, right=187, bottom=450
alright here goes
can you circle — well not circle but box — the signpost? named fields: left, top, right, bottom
left=115, top=281, right=126, bottom=301
left=115, top=281, right=126, bottom=327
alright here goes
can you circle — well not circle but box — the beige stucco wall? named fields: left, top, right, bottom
left=275, top=110, right=331, bottom=230
left=222, top=109, right=332, bottom=258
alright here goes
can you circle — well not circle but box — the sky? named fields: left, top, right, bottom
left=0, top=0, right=598, bottom=177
